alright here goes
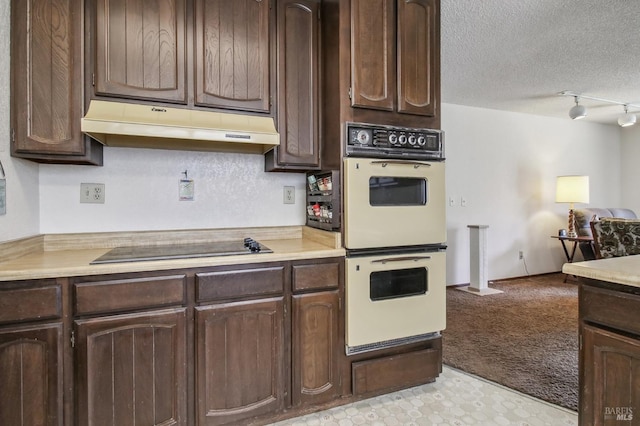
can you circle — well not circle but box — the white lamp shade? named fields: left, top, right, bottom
left=556, top=175, right=590, bottom=203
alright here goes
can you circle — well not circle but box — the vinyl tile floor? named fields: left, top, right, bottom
left=270, top=366, right=578, bottom=426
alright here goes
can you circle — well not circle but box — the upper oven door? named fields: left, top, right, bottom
left=343, top=157, right=445, bottom=249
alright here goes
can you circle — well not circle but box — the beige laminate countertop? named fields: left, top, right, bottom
left=562, top=255, right=640, bottom=288
left=0, top=226, right=345, bottom=282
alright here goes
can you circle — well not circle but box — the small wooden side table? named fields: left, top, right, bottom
left=551, top=235, right=594, bottom=282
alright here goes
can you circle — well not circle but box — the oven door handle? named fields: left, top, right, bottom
left=370, top=160, right=432, bottom=168
left=371, top=256, right=431, bottom=264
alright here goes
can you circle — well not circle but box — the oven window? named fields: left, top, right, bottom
left=369, top=177, right=427, bottom=206
left=370, top=267, right=427, bottom=301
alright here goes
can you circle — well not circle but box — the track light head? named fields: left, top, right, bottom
left=618, top=105, right=637, bottom=127
left=569, top=97, right=587, bottom=120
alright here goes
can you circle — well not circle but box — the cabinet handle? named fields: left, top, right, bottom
left=371, top=160, right=431, bottom=168
left=371, top=256, right=431, bottom=264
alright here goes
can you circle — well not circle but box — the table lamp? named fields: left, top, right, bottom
left=555, top=175, right=590, bottom=238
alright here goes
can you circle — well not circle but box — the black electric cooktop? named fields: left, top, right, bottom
left=90, top=238, right=273, bottom=265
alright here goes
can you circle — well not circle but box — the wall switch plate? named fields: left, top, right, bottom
left=80, top=183, right=105, bottom=204
left=284, top=186, right=295, bottom=204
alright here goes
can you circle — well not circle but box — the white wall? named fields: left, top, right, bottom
left=442, top=103, right=622, bottom=285
left=39, top=149, right=306, bottom=233
left=0, top=0, right=41, bottom=243
left=621, top=125, right=640, bottom=213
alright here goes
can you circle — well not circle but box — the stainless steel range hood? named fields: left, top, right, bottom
left=81, top=100, right=279, bottom=154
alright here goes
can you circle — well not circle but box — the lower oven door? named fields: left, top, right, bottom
left=345, top=250, right=446, bottom=354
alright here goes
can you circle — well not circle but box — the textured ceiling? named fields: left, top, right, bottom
left=441, top=0, right=640, bottom=125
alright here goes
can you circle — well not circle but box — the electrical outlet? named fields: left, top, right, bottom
left=519, top=250, right=524, bottom=260
left=283, top=186, right=295, bottom=204
left=80, top=183, right=105, bottom=204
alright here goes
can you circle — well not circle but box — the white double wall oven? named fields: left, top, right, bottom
left=342, top=123, right=446, bottom=354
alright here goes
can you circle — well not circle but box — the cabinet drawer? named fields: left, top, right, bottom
left=352, top=347, right=441, bottom=396
left=0, top=284, right=61, bottom=324
left=74, top=275, right=186, bottom=316
left=292, top=260, right=341, bottom=292
left=580, top=284, right=640, bottom=336
left=196, top=266, right=285, bottom=302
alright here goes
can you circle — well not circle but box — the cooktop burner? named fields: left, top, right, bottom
left=90, top=238, right=273, bottom=264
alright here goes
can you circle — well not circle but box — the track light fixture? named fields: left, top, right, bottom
left=559, top=91, right=640, bottom=127
left=618, top=105, right=637, bottom=127
left=569, top=96, right=587, bottom=120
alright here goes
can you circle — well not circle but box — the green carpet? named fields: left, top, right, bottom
left=442, top=273, right=578, bottom=411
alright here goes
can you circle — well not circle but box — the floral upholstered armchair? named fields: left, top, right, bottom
left=590, top=218, right=640, bottom=259
left=574, top=208, right=637, bottom=259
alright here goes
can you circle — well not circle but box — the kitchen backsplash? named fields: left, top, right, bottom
left=38, top=147, right=305, bottom=234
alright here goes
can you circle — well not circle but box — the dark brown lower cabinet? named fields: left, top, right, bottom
left=0, top=323, right=63, bottom=426
left=195, top=298, right=286, bottom=426
left=292, top=290, right=341, bottom=407
left=579, top=281, right=640, bottom=426
left=581, top=324, right=640, bottom=425
left=75, top=308, right=188, bottom=426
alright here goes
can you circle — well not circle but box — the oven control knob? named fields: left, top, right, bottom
left=417, top=135, right=426, bottom=146
left=388, top=133, right=398, bottom=145
left=398, top=134, right=407, bottom=145
left=408, top=135, right=417, bottom=145
left=355, top=129, right=371, bottom=145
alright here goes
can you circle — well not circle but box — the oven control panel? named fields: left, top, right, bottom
left=346, top=122, right=444, bottom=161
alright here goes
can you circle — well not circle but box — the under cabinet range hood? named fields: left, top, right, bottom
left=81, top=100, right=280, bottom=154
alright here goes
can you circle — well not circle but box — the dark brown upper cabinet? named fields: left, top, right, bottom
left=94, top=0, right=187, bottom=103
left=265, top=0, right=321, bottom=171
left=350, top=0, right=395, bottom=111
left=321, top=0, right=441, bottom=164
left=350, top=0, right=439, bottom=117
left=397, top=0, right=439, bottom=116
left=194, top=0, right=274, bottom=113
left=10, top=0, right=103, bottom=165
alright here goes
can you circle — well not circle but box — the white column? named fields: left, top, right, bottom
left=458, top=225, right=503, bottom=296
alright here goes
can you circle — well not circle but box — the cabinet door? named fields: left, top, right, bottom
left=350, top=0, right=395, bottom=111
left=195, top=0, right=273, bottom=113
left=10, top=0, right=102, bottom=165
left=0, top=323, right=63, bottom=426
left=397, top=0, right=439, bottom=116
left=195, top=298, right=285, bottom=425
left=267, top=0, right=321, bottom=170
left=292, top=290, right=341, bottom=407
left=581, top=324, right=640, bottom=425
left=94, top=0, right=187, bottom=103
left=75, top=308, right=187, bottom=426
